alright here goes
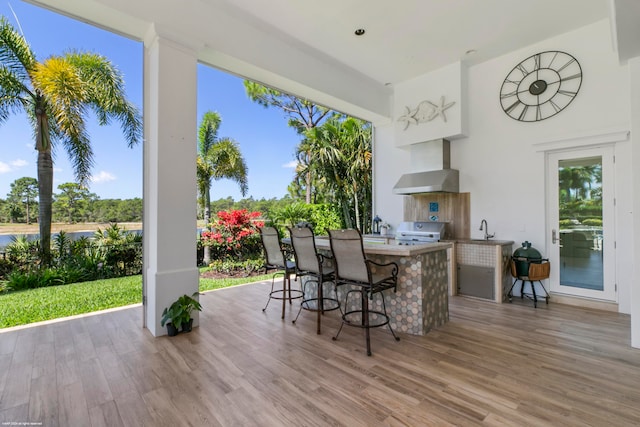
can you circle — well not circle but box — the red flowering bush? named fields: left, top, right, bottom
left=200, top=209, right=264, bottom=262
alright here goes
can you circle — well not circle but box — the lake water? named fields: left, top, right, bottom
left=0, top=230, right=142, bottom=249
left=0, top=228, right=202, bottom=249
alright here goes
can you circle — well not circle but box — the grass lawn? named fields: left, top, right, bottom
left=0, top=270, right=272, bottom=329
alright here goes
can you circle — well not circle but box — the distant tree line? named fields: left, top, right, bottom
left=0, top=178, right=143, bottom=224
left=0, top=176, right=305, bottom=225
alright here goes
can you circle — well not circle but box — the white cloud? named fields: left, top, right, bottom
left=0, top=159, right=27, bottom=173
left=91, top=170, right=117, bottom=183
left=282, top=160, right=298, bottom=169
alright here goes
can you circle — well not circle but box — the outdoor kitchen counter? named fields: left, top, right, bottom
left=444, top=239, right=515, bottom=303
left=313, top=236, right=452, bottom=256
left=444, top=239, right=514, bottom=246
left=312, top=237, right=453, bottom=335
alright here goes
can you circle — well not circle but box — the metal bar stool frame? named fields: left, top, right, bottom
left=328, top=228, right=400, bottom=356
left=259, top=226, right=303, bottom=319
left=288, top=226, right=341, bottom=335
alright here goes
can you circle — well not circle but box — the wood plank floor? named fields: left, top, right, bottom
left=1, top=280, right=640, bottom=426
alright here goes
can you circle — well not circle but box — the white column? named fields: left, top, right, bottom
left=143, top=29, right=199, bottom=336
left=630, top=56, right=640, bottom=348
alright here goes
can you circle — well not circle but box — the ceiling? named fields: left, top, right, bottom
left=29, top=0, right=637, bottom=120
left=217, top=0, right=611, bottom=85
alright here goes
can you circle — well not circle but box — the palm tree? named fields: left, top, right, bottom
left=0, top=17, right=141, bottom=263
left=197, top=111, right=248, bottom=264
left=304, top=117, right=372, bottom=230
left=244, top=81, right=331, bottom=203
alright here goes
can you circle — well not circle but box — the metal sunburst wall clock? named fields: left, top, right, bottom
left=500, top=50, right=582, bottom=122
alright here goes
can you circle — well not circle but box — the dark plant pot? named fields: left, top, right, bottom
left=182, top=318, right=194, bottom=333
left=166, top=323, right=179, bottom=337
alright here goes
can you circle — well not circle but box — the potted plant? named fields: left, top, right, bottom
left=161, top=292, right=203, bottom=336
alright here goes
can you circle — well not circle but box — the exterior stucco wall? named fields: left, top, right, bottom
left=374, top=19, right=634, bottom=315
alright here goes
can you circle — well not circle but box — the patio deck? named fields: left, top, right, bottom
left=1, top=280, right=639, bottom=426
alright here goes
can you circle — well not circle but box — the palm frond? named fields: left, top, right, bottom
left=0, top=16, right=37, bottom=78
left=63, top=50, right=142, bottom=147
left=207, top=137, right=249, bottom=197
left=198, top=111, right=221, bottom=154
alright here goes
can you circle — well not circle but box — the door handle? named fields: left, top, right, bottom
left=552, top=229, right=557, bottom=244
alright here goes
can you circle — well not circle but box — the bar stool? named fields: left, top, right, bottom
left=508, top=257, right=550, bottom=308
left=328, top=228, right=400, bottom=356
left=259, top=226, right=302, bottom=319
left=288, top=226, right=341, bottom=334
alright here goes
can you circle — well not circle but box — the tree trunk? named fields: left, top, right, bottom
left=340, top=197, right=353, bottom=229
left=305, top=150, right=311, bottom=204
left=353, top=189, right=360, bottom=232
left=203, top=187, right=212, bottom=265
left=36, top=104, right=53, bottom=265
left=305, top=169, right=312, bottom=204
left=37, top=149, right=53, bottom=265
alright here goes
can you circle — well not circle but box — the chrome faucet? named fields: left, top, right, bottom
left=479, top=219, right=495, bottom=240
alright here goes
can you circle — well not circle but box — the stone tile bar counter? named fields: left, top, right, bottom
left=313, top=238, right=454, bottom=336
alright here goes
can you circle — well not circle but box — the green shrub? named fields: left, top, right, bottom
left=5, top=235, right=39, bottom=266
left=6, top=268, right=65, bottom=291
left=559, top=219, right=575, bottom=228
left=308, top=204, right=343, bottom=234
left=104, top=242, right=142, bottom=276
left=6, top=270, right=41, bottom=291
left=208, top=258, right=263, bottom=275
left=266, top=202, right=310, bottom=233
left=581, top=218, right=603, bottom=227
left=0, top=258, right=13, bottom=280
left=58, top=264, right=93, bottom=284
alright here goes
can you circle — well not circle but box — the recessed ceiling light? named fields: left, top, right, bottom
left=354, top=28, right=365, bottom=36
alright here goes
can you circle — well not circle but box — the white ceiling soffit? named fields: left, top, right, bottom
left=219, top=0, right=611, bottom=85
left=28, top=0, right=611, bottom=86
left=26, top=0, right=620, bottom=120
left=610, top=0, right=640, bottom=62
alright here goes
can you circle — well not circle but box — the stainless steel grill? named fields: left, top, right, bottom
left=395, top=221, right=446, bottom=245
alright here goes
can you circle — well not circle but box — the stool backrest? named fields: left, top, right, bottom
left=328, top=229, right=368, bottom=283
left=259, top=226, right=286, bottom=268
left=288, top=226, right=321, bottom=274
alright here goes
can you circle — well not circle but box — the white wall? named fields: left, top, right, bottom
left=629, top=56, right=640, bottom=347
left=374, top=19, right=634, bottom=314
left=393, top=62, right=467, bottom=146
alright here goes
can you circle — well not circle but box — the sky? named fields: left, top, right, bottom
left=0, top=2, right=302, bottom=201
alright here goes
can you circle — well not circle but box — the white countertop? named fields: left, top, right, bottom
left=446, top=239, right=514, bottom=246
left=312, top=236, right=453, bottom=257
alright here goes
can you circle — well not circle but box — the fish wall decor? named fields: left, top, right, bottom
left=397, top=96, right=455, bottom=130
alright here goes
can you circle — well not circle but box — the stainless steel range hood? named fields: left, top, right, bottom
left=392, top=169, right=459, bottom=194
left=392, top=138, right=459, bottom=194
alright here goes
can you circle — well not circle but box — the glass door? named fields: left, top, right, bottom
left=547, top=146, right=616, bottom=301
